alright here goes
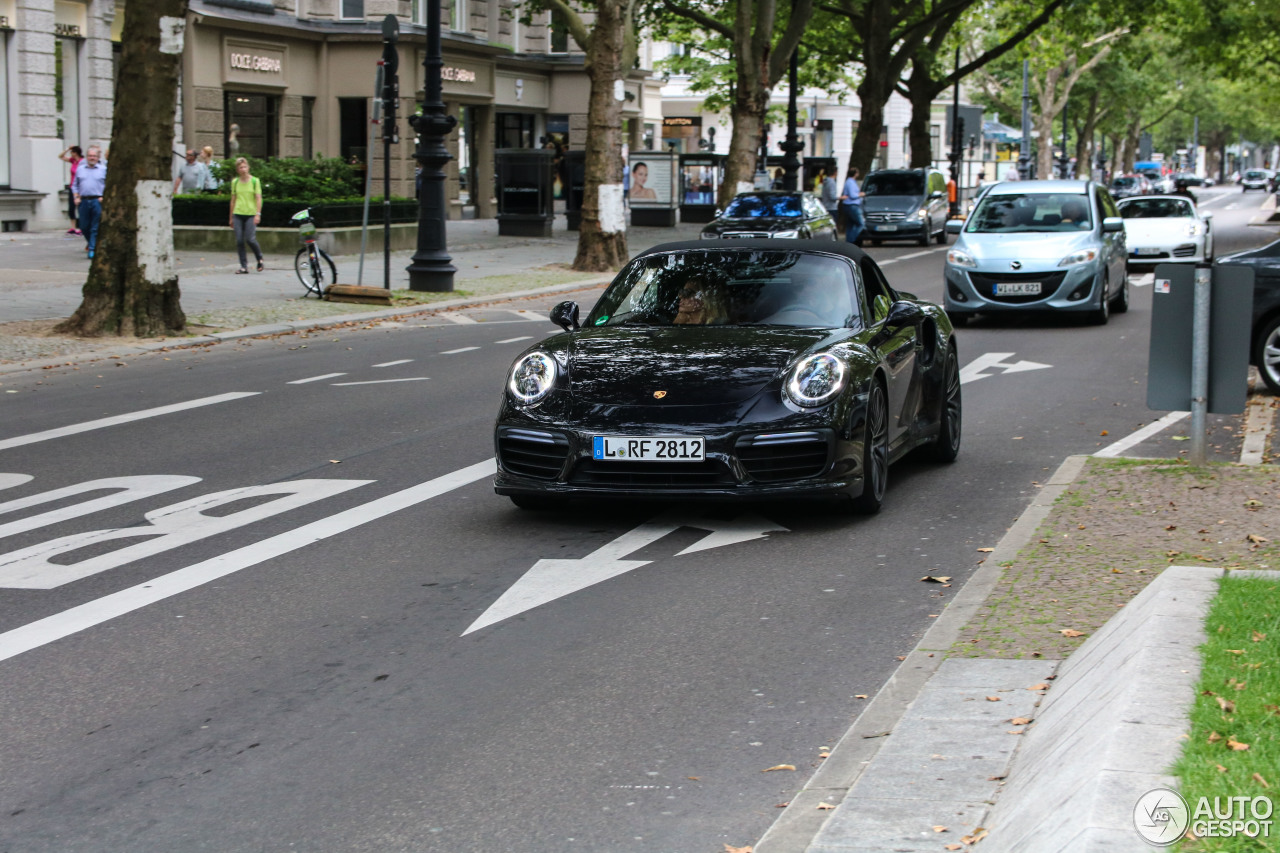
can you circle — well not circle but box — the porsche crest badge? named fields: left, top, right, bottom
left=653, top=390, right=668, bottom=399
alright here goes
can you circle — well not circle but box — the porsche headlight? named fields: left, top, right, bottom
left=773, top=229, right=801, bottom=239
left=1187, top=222, right=1205, bottom=237
left=508, top=352, right=558, bottom=404
left=947, top=248, right=976, bottom=268
left=1058, top=248, right=1098, bottom=267
left=785, top=353, right=846, bottom=407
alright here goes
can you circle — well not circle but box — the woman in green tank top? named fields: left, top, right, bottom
left=229, top=157, right=264, bottom=273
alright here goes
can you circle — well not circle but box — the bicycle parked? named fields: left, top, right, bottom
left=292, top=207, right=337, bottom=298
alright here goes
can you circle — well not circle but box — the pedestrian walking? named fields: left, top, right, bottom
left=173, top=148, right=208, bottom=195
left=819, top=167, right=840, bottom=220
left=228, top=157, right=264, bottom=273
left=199, top=146, right=221, bottom=192
left=840, top=165, right=865, bottom=246
left=71, top=145, right=106, bottom=259
left=59, top=145, right=84, bottom=235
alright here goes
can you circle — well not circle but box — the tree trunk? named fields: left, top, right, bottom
left=904, top=62, right=936, bottom=168
left=56, top=0, right=187, bottom=337
left=719, top=83, right=766, bottom=207
left=572, top=0, right=628, bottom=272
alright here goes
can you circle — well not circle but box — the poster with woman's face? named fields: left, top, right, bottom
left=629, top=156, right=673, bottom=206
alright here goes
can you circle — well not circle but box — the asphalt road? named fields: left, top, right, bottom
left=0, top=184, right=1271, bottom=853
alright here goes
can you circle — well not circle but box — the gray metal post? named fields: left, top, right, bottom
left=1018, top=61, right=1030, bottom=180
left=1189, top=265, right=1212, bottom=465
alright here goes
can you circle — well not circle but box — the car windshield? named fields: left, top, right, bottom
left=1112, top=177, right=1137, bottom=188
left=587, top=250, right=859, bottom=329
left=723, top=194, right=803, bottom=218
left=1246, top=171, right=1267, bottom=180
left=863, top=174, right=925, bottom=196
left=1119, top=198, right=1193, bottom=218
left=966, top=192, right=1093, bottom=233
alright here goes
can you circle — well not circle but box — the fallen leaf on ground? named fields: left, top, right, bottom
left=986, top=696, right=1002, bottom=702
left=819, top=752, right=830, bottom=759
left=762, top=764, right=796, bottom=772
left=1009, top=717, right=1031, bottom=726
left=855, top=694, right=868, bottom=699
left=1252, top=632, right=1267, bottom=642
left=1225, top=649, right=1245, bottom=655
left=1228, top=737, right=1250, bottom=751
left=987, top=775, right=1006, bottom=781
left=920, top=575, right=952, bottom=583
left=933, top=825, right=949, bottom=832
left=1028, top=683, right=1049, bottom=691
left=1208, top=731, right=1223, bottom=743
left=1216, top=696, right=1236, bottom=713
left=1254, top=772, right=1271, bottom=788
left=977, top=547, right=994, bottom=552
left=724, top=845, right=752, bottom=853
left=775, top=802, right=789, bottom=808
left=961, top=828, right=989, bottom=845
left=945, top=845, right=963, bottom=851
left=817, top=802, right=836, bottom=810
left=1247, top=534, right=1269, bottom=544
left=1060, top=629, right=1085, bottom=638
left=1007, top=729, right=1025, bottom=735
left=687, top=777, right=700, bottom=781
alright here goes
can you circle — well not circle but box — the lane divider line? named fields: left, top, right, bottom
left=288, top=373, right=346, bottom=385
left=441, top=347, right=481, bottom=355
left=331, top=378, right=429, bottom=386
left=1094, top=411, right=1190, bottom=458
left=0, top=459, right=497, bottom=664
left=0, top=392, right=261, bottom=452
left=373, top=359, right=414, bottom=368
left=495, top=336, right=534, bottom=344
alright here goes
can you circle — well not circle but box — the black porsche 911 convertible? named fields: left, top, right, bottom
left=493, top=240, right=961, bottom=513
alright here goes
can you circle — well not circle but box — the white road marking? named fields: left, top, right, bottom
left=1130, top=273, right=1155, bottom=287
left=897, top=250, right=936, bottom=260
left=288, top=373, right=347, bottom=384
left=876, top=259, right=898, bottom=265
left=331, top=378, right=429, bottom=386
left=496, top=336, right=534, bottom=344
left=0, top=392, right=260, bottom=452
left=0, top=474, right=34, bottom=492
left=1094, top=411, right=1190, bottom=458
left=0, top=460, right=497, bottom=663
left=506, top=310, right=548, bottom=323
left=463, top=511, right=788, bottom=635
left=439, top=312, right=479, bottom=325
left=960, top=352, right=1051, bottom=384
left=373, top=359, right=414, bottom=368
left=0, top=476, right=201, bottom=541
left=441, top=347, right=481, bottom=355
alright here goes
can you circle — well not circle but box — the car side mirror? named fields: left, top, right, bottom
left=884, top=300, right=924, bottom=328
left=1102, top=217, right=1124, bottom=233
left=714, top=208, right=722, bottom=218
left=946, top=220, right=963, bottom=234
left=550, top=300, right=580, bottom=332
left=930, top=191, right=944, bottom=200
left=1202, top=210, right=1214, bottom=219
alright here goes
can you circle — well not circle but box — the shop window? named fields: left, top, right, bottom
left=226, top=92, right=279, bottom=159
left=338, top=97, right=368, bottom=164
left=497, top=112, right=535, bottom=149
left=55, top=38, right=81, bottom=149
left=549, top=7, right=569, bottom=53
left=340, top=0, right=363, bottom=20
left=449, top=0, right=465, bottom=31
left=0, top=33, right=8, bottom=187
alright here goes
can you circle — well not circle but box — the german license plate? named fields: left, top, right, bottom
left=877, top=224, right=898, bottom=232
left=593, top=435, right=705, bottom=462
left=1134, top=247, right=1162, bottom=256
left=993, top=281, right=1042, bottom=296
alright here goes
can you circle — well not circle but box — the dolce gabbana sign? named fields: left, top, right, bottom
left=442, top=66, right=476, bottom=83
left=224, top=40, right=285, bottom=86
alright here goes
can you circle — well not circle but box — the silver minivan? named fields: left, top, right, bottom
left=943, top=180, right=1128, bottom=325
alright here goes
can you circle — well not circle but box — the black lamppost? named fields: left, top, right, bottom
left=779, top=46, right=803, bottom=191
left=1018, top=60, right=1031, bottom=180
left=405, top=0, right=458, bottom=292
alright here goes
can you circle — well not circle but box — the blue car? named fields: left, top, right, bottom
left=943, top=180, right=1129, bottom=325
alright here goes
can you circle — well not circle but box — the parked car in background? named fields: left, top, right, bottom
left=494, top=240, right=962, bottom=513
left=1109, top=174, right=1152, bottom=200
left=700, top=191, right=837, bottom=240
left=943, top=179, right=1129, bottom=325
left=1241, top=169, right=1272, bottom=192
left=1117, top=195, right=1214, bottom=267
left=1214, top=240, right=1280, bottom=394
left=1172, top=173, right=1205, bottom=187
left=860, top=168, right=950, bottom=246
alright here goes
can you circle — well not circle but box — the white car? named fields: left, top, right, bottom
left=1117, top=195, right=1214, bottom=266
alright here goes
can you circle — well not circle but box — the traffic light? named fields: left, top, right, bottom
left=380, top=15, right=399, bottom=143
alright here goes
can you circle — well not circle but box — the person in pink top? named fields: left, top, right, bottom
left=59, top=145, right=84, bottom=235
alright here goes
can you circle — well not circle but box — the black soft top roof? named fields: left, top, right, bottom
left=633, top=238, right=870, bottom=265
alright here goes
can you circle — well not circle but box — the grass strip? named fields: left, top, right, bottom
left=1175, top=575, right=1280, bottom=851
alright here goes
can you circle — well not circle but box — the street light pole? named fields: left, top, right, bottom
left=405, top=0, right=458, bottom=292
left=1018, top=60, right=1031, bottom=180
left=1059, top=100, right=1068, bottom=178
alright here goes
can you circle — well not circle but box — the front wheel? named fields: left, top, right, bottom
left=928, top=349, right=962, bottom=462
left=1089, top=275, right=1111, bottom=325
left=851, top=382, right=890, bottom=514
left=1254, top=314, right=1280, bottom=395
left=1110, top=273, right=1130, bottom=314
left=294, top=245, right=337, bottom=297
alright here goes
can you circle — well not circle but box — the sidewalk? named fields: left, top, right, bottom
left=0, top=217, right=705, bottom=366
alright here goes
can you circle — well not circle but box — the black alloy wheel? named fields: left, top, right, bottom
left=1255, top=315, right=1280, bottom=395
left=851, top=382, right=890, bottom=514
left=1110, top=274, right=1130, bottom=314
left=1089, top=274, right=1111, bottom=325
left=928, top=349, right=962, bottom=462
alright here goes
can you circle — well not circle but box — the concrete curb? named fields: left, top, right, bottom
left=753, top=454, right=1091, bottom=852
left=0, top=275, right=614, bottom=377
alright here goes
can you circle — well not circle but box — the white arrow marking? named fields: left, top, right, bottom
left=463, top=511, right=789, bottom=635
left=1130, top=272, right=1155, bottom=287
left=961, top=352, right=1051, bottom=384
